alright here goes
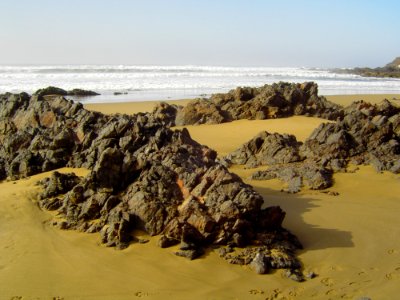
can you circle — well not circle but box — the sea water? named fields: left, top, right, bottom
left=1, top=65, right=400, bottom=103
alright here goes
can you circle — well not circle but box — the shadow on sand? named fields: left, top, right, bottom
left=253, top=185, right=354, bottom=251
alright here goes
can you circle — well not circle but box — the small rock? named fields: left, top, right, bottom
left=158, top=236, right=179, bottom=248
left=250, top=253, right=269, bottom=274
left=305, top=271, right=318, bottom=279
left=174, top=248, right=204, bottom=260
left=284, top=269, right=305, bottom=282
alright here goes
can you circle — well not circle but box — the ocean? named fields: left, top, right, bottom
left=1, top=65, right=400, bottom=103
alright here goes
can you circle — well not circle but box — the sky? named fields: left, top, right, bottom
left=0, top=0, right=399, bottom=67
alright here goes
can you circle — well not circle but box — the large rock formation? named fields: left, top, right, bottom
left=301, top=99, right=400, bottom=173
left=0, top=91, right=302, bottom=277
left=225, top=99, right=400, bottom=192
left=154, top=81, right=342, bottom=126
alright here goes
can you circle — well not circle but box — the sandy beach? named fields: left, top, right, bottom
left=1, top=94, right=400, bottom=299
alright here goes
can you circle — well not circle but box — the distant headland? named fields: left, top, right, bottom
left=334, top=57, right=400, bottom=78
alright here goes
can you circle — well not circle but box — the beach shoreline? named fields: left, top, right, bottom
left=83, top=93, right=400, bottom=115
left=1, top=92, right=400, bottom=299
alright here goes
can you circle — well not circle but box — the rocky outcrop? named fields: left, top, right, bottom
left=33, top=86, right=99, bottom=98
left=226, top=132, right=302, bottom=168
left=0, top=92, right=106, bottom=179
left=252, top=163, right=333, bottom=193
left=157, top=82, right=342, bottom=126
left=175, top=99, right=229, bottom=126
left=67, top=88, right=100, bottom=96
left=226, top=99, right=400, bottom=192
left=301, top=100, right=400, bottom=173
left=0, top=91, right=302, bottom=276
left=333, top=57, right=400, bottom=78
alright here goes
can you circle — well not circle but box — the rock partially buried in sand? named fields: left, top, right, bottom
left=225, top=131, right=302, bottom=168
left=0, top=90, right=303, bottom=276
left=152, top=81, right=342, bottom=126
left=226, top=99, right=400, bottom=193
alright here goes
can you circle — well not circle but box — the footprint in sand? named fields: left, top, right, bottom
left=385, top=267, right=400, bottom=280
left=385, top=272, right=399, bottom=280
left=288, top=287, right=304, bottom=297
left=357, top=271, right=366, bottom=276
left=264, top=288, right=283, bottom=300
left=325, top=289, right=337, bottom=296
left=248, top=289, right=264, bottom=295
left=134, top=291, right=149, bottom=297
left=321, top=277, right=334, bottom=287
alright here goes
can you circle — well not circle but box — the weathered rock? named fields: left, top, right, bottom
left=168, top=82, right=342, bottom=126
left=250, top=252, right=269, bottom=274
left=251, top=163, right=333, bottom=192
left=67, top=89, right=100, bottom=96
left=0, top=88, right=307, bottom=276
left=39, top=171, right=81, bottom=199
left=285, top=269, right=305, bottom=282
left=34, top=86, right=68, bottom=98
left=174, top=248, right=205, bottom=260
left=152, top=102, right=182, bottom=126
left=226, top=131, right=302, bottom=167
left=175, top=99, right=229, bottom=126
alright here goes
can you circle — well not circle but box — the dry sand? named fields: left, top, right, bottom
left=1, top=95, right=400, bottom=299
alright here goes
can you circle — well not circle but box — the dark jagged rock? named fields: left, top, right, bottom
left=152, top=102, right=182, bottom=126
left=33, top=86, right=99, bottom=98
left=158, top=82, right=342, bottom=126
left=175, top=99, right=229, bottom=126
left=39, top=171, right=81, bottom=199
left=34, top=86, right=68, bottom=98
left=0, top=90, right=302, bottom=275
left=301, top=99, right=400, bottom=173
left=67, top=89, right=100, bottom=96
left=226, top=131, right=302, bottom=168
left=252, top=163, right=333, bottom=193
left=229, top=99, right=400, bottom=192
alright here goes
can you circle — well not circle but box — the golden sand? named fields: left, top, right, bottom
left=1, top=95, right=400, bottom=299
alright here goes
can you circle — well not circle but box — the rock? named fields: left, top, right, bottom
left=174, top=248, right=205, bottom=260
left=67, top=89, right=100, bottom=96
left=252, top=163, right=333, bottom=193
left=39, top=171, right=81, bottom=199
left=250, top=252, right=269, bottom=274
left=0, top=88, right=312, bottom=276
left=226, top=131, right=302, bottom=167
left=305, top=271, right=317, bottom=279
left=34, top=86, right=68, bottom=98
left=284, top=269, right=305, bottom=282
left=172, top=82, right=342, bottom=126
left=0, top=159, right=6, bottom=180
left=175, top=99, right=229, bottom=125
left=158, top=235, right=179, bottom=248
left=152, top=102, right=181, bottom=126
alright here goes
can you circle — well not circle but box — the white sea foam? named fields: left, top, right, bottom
left=1, top=65, right=400, bottom=103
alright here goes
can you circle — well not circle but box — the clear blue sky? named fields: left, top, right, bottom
left=0, top=0, right=399, bottom=67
